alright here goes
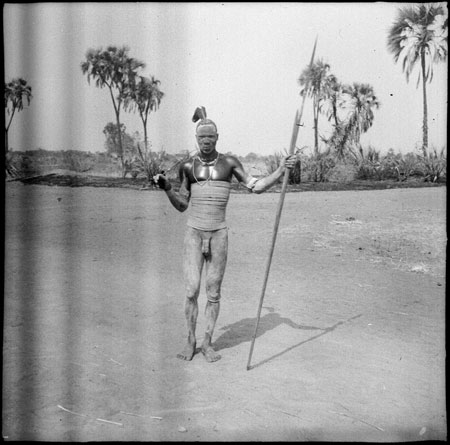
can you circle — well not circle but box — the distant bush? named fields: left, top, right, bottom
left=418, top=147, right=447, bottom=183
left=326, top=160, right=358, bottom=183
left=5, top=146, right=446, bottom=184
left=352, top=147, right=446, bottom=183
left=379, top=150, right=422, bottom=181
left=6, top=149, right=119, bottom=176
left=61, top=150, right=94, bottom=172
left=300, top=152, right=336, bottom=182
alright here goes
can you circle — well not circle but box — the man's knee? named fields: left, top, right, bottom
left=205, top=276, right=223, bottom=303
left=185, top=285, right=200, bottom=301
left=206, top=290, right=221, bottom=304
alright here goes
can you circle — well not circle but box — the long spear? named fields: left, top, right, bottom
left=246, top=36, right=318, bottom=371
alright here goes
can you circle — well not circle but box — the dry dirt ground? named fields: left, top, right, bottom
left=3, top=182, right=447, bottom=441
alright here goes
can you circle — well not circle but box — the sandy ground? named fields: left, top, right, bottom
left=2, top=182, right=447, bottom=441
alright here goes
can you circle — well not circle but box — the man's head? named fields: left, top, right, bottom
left=196, top=118, right=218, bottom=133
left=196, top=119, right=219, bottom=156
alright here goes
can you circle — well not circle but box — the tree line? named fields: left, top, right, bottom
left=5, top=3, right=447, bottom=182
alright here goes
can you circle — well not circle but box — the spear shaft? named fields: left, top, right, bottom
left=246, top=37, right=318, bottom=371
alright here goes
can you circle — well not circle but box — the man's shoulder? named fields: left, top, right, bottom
left=177, top=158, right=194, bottom=181
left=220, top=153, right=241, bottom=165
left=180, top=157, right=194, bottom=169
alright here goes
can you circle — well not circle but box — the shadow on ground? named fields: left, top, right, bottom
left=214, top=308, right=363, bottom=369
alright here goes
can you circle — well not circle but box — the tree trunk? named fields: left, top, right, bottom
left=313, top=97, right=319, bottom=156
left=333, top=109, right=339, bottom=127
left=143, top=114, right=149, bottom=153
left=144, top=130, right=152, bottom=181
left=5, top=107, right=16, bottom=154
left=115, top=111, right=126, bottom=178
left=108, top=87, right=125, bottom=177
left=314, top=116, right=319, bottom=156
left=140, top=113, right=152, bottom=181
left=421, top=49, right=428, bottom=158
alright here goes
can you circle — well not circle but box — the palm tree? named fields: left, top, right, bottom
left=123, top=75, right=164, bottom=181
left=387, top=3, right=448, bottom=157
left=298, top=59, right=331, bottom=155
left=124, top=75, right=164, bottom=152
left=342, top=82, right=380, bottom=159
left=319, top=74, right=352, bottom=160
left=4, top=78, right=32, bottom=153
left=81, top=45, right=145, bottom=176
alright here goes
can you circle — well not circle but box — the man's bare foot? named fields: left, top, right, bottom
left=177, top=342, right=196, bottom=361
left=201, top=345, right=221, bottom=362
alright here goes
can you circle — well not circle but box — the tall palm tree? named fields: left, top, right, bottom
left=4, top=78, right=32, bottom=152
left=320, top=74, right=350, bottom=159
left=81, top=46, right=145, bottom=176
left=387, top=3, right=448, bottom=157
left=343, top=82, right=380, bottom=159
left=124, top=75, right=164, bottom=152
left=298, top=59, right=331, bottom=155
left=326, top=76, right=355, bottom=159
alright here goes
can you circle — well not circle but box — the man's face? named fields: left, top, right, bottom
left=196, top=124, right=219, bottom=156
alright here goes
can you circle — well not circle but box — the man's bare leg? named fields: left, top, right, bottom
left=180, top=227, right=204, bottom=361
left=201, top=301, right=221, bottom=362
left=201, top=228, right=227, bottom=362
left=177, top=297, right=198, bottom=361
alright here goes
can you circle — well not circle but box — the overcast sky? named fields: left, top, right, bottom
left=3, top=2, right=448, bottom=157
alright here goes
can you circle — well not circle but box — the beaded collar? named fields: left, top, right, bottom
left=196, top=152, right=219, bottom=165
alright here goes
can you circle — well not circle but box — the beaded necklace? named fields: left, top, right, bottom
left=192, top=153, right=220, bottom=186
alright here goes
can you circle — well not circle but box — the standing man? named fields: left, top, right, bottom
left=154, top=118, right=296, bottom=362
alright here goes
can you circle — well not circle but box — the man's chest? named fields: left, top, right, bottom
left=190, top=158, right=233, bottom=182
